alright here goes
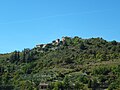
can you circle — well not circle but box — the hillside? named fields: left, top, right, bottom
left=0, top=36, right=120, bottom=90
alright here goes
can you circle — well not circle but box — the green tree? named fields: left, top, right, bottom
left=9, top=51, right=20, bottom=63
left=54, top=81, right=64, bottom=90
left=63, top=76, right=69, bottom=89
left=74, top=82, right=84, bottom=90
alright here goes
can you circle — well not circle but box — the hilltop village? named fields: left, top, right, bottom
left=35, top=37, right=66, bottom=52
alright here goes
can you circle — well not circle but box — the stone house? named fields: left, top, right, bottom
left=39, top=83, right=48, bottom=90
left=62, top=37, right=66, bottom=45
left=36, top=44, right=44, bottom=48
left=56, top=39, right=60, bottom=45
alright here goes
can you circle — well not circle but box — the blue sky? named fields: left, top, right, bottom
left=0, top=0, right=120, bottom=53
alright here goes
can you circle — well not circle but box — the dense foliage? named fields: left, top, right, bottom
left=0, top=36, right=120, bottom=90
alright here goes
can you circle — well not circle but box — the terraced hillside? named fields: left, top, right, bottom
left=0, top=36, right=120, bottom=90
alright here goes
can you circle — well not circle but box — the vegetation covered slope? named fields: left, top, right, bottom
left=0, top=36, right=120, bottom=90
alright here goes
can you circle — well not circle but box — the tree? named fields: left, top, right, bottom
left=78, top=75, right=88, bottom=84
left=88, top=79, right=92, bottom=88
left=53, top=81, right=63, bottom=90
left=111, top=40, right=117, bottom=45
left=91, top=78, right=98, bottom=89
left=63, top=76, right=69, bottom=89
left=20, top=48, right=32, bottom=63
left=79, top=43, right=86, bottom=50
left=9, top=51, right=20, bottom=63
left=72, top=36, right=81, bottom=45
left=74, top=82, right=84, bottom=90
left=2, top=72, right=9, bottom=85
left=64, top=37, right=72, bottom=46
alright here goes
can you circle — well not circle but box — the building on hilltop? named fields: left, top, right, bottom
left=62, top=37, right=66, bottom=45
left=52, top=40, right=56, bottom=45
left=52, top=39, right=60, bottom=46
left=36, top=37, right=66, bottom=50
left=42, top=44, right=47, bottom=48
left=39, top=83, right=48, bottom=90
left=56, top=39, right=60, bottom=45
left=36, top=44, right=44, bottom=48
